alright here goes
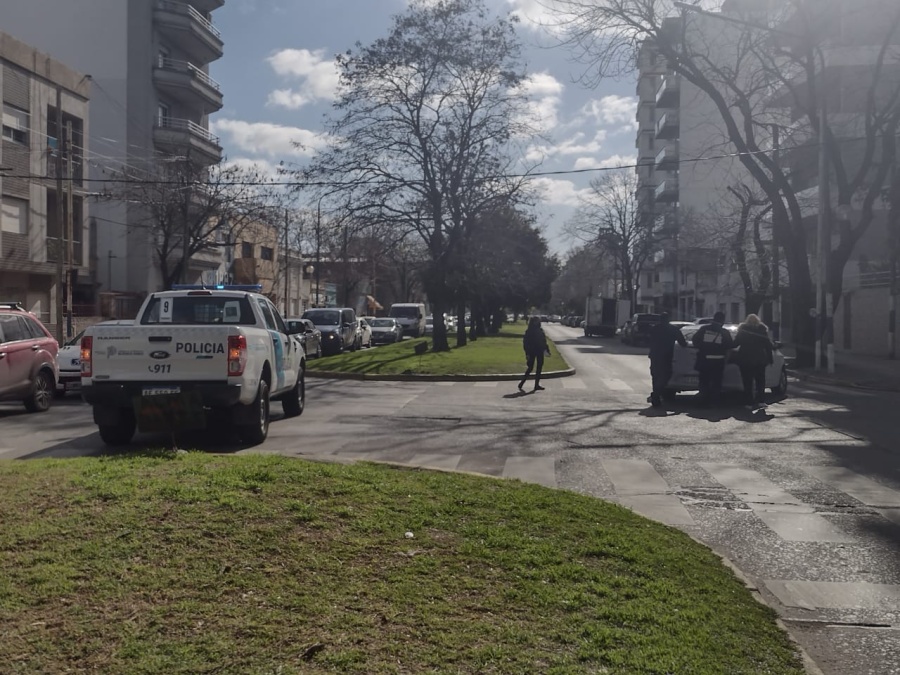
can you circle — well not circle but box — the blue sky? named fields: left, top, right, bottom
left=209, top=0, right=639, bottom=253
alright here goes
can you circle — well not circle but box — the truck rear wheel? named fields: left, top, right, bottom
left=238, top=380, right=270, bottom=445
left=98, top=410, right=136, bottom=446
left=282, top=369, right=305, bottom=417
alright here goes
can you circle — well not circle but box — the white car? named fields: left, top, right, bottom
left=56, top=320, right=133, bottom=396
left=664, top=324, right=788, bottom=399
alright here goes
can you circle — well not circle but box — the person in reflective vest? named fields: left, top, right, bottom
left=691, top=311, right=733, bottom=406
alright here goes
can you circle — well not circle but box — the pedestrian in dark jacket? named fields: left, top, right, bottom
left=733, top=313, right=774, bottom=408
left=647, top=312, right=688, bottom=407
left=519, top=316, right=551, bottom=392
left=691, top=311, right=734, bottom=406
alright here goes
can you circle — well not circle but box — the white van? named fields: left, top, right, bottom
left=388, top=302, right=426, bottom=338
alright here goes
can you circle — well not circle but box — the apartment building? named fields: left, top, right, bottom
left=0, top=31, right=90, bottom=336
left=1, top=0, right=225, bottom=297
left=633, top=9, right=767, bottom=323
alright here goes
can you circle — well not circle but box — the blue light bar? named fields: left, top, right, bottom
left=171, top=284, right=263, bottom=292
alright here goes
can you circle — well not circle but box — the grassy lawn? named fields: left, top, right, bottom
left=312, top=322, right=569, bottom=376
left=0, top=453, right=804, bottom=674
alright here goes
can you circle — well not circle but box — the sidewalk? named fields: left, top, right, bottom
left=784, top=346, right=900, bottom=392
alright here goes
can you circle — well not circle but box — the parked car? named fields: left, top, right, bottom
left=56, top=320, right=133, bottom=396
left=286, top=318, right=322, bottom=359
left=621, top=313, right=662, bottom=346
left=301, top=307, right=358, bottom=355
left=0, top=302, right=59, bottom=412
left=357, top=318, right=373, bottom=348
left=367, top=317, right=403, bottom=345
left=664, top=323, right=788, bottom=399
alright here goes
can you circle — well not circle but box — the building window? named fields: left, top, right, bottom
left=2, top=104, right=29, bottom=144
left=1, top=196, right=28, bottom=234
left=260, top=246, right=274, bottom=261
left=158, top=47, right=169, bottom=68
left=157, top=102, right=170, bottom=127
left=645, top=273, right=653, bottom=289
left=241, top=241, right=254, bottom=258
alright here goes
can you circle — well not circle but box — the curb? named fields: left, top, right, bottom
left=306, top=368, right=577, bottom=382
left=788, top=369, right=900, bottom=393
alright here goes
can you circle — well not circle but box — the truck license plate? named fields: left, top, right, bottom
left=142, top=386, right=181, bottom=397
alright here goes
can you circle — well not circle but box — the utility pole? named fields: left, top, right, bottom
left=54, top=86, right=65, bottom=344
left=815, top=50, right=830, bottom=372
left=315, top=199, right=321, bottom=307
left=65, top=122, right=74, bottom=339
left=283, top=208, right=290, bottom=316
left=771, top=124, right=782, bottom=340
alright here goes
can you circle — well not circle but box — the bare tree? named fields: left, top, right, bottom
left=109, top=160, right=282, bottom=290
left=568, top=169, right=658, bottom=309
left=301, top=0, right=536, bottom=351
left=549, top=0, right=900, bottom=366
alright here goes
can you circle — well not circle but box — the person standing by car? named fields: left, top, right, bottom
left=518, top=316, right=551, bottom=392
left=647, top=312, right=688, bottom=407
left=691, top=311, right=733, bottom=406
left=733, top=313, right=774, bottom=409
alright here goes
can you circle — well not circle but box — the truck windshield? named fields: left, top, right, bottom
left=389, top=306, right=418, bottom=318
left=140, top=296, right=255, bottom=325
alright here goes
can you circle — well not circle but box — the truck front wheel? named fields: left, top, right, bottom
left=98, top=410, right=136, bottom=446
left=238, top=380, right=270, bottom=445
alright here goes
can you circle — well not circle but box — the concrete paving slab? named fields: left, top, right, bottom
left=602, top=459, right=668, bottom=495
left=616, top=494, right=696, bottom=526
left=602, top=378, right=634, bottom=391
left=765, top=580, right=900, bottom=611
left=502, top=456, right=557, bottom=488
left=755, top=511, right=856, bottom=543
left=804, top=466, right=900, bottom=507
left=407, top=453, right=463, bottom=471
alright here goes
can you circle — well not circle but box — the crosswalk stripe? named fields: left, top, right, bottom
left=473, top=381, right=499, bottom=388
left=434, top=381, right=455, bottom=386
left=802, top=466, right=900, bottom=507
left=562, top=377, right=587, bottom=389
left=503, top=456, right=557, bottom=488
left=702, top=463, right=854, bottom=543
left=616, top=494, right=696, bottom=526
left=603, top=378, right=633, bottom=391
left=602, top=459, right=669, bottom=495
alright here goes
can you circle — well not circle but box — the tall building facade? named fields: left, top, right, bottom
left=0, top=0, right=225, bottom=296
left=0, top=31, right=90, bottom=336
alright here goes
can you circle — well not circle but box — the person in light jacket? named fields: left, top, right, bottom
left=519, top=316, right=551, bottom=392
left=733, top=313, right=774, bottom=408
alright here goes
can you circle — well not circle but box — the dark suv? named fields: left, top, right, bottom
left=301, top=307, right=358, bottom=355
left=621, top=313, right=662, bottom=347
left=0, top=303, right=59, bottom=412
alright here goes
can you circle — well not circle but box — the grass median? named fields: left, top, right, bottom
left=312, top=322, right=568, bottom=376
left=0, top=453, right=804, bottom=674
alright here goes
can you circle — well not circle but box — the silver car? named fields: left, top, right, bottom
left=664, top=324, right=788, bottom=399
left=367, top=317, right=403, bottom=344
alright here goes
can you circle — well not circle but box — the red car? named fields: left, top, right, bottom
left=0, top=302, right=59, bottom=412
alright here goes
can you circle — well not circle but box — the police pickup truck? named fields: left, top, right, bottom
left=81, top=286, right=305, bottom=446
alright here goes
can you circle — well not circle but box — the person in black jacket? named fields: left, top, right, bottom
left=733, top=313, right=774, bottom=408
left=691, top=311, right=734, bottom=406
left=519, top=316, right=551, bottom=392
left=647, top=312, right=688, bottom=407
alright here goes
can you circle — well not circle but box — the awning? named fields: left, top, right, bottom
left=366, top=295, right=383, bottom=310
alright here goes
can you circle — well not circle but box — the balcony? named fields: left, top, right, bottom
left=154, top=1, right=223, bottom=64
left=191, top=0, right=223, bottom=11
left=654, top=142, right=678, bottom=170
left=153, top=117, right=222, bottom=165
left=153, top=58, right=223, bottom=114
left=655, top=75, right=679, bottom=108
left=655, top=175, right=679, bottom=203
left=656, top=111, right=678, bottom=139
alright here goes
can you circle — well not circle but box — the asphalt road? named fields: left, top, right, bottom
left=2, top=323, right=899, bottom=674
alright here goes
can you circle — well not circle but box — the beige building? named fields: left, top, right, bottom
left=0, top=31, right=90, bottom=337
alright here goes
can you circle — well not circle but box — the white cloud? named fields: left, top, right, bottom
left=210, top=119, right=327, bottom=158
left=531, top=176, right=591, bottom=207
left=519, top=71, right=564, bottom=132
left=581, top=95, right=638, bottom=130
left=506, top=0, right=568, bottom=33
left=265, top=48, right=341, bottom=109
left=526, top=129, right=607, bottom=162
left=573, top=153, right=636, bottom=170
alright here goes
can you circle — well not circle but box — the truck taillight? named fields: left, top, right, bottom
left=227, top=335, right=247, bottom=376
left=80, top=336, right=93, bottom=378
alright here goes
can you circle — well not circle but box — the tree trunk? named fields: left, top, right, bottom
left=455, top=300, right=468, bottom=348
